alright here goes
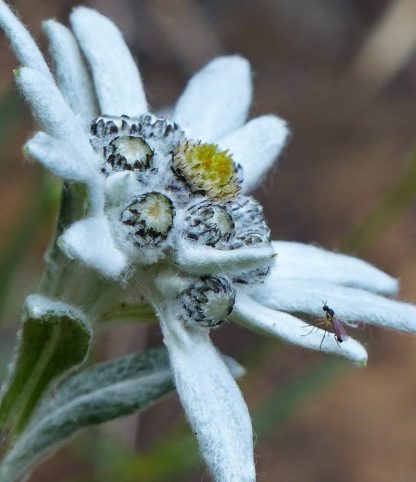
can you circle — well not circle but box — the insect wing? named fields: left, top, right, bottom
left=332, top=315, right=348, bottom=342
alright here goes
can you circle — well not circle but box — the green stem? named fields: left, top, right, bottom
left=39, top=181, right=88, bottom=297
left=99, top=303, right=155, bottom=323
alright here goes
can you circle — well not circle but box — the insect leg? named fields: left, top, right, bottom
left=301, top=320, right=326, bottom=337
left=320, top=329, right=328, bottom=350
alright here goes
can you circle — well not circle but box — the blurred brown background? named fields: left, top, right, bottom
left=2, top=0, right=416, bottom=481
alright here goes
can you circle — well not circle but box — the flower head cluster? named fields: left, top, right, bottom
left=88, top=111, right=274, bottom=328
left=1, top=2, right=416, bottom=481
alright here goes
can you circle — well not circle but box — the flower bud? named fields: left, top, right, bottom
left=183, top=199, right=234, bottom=247
left=178, top=276, right=235, bottom=327
left=103, top=136, right=153, bottom=173
left=227, top=196, right=270, bottom=242
left=121, top=191, right=174, bottom=247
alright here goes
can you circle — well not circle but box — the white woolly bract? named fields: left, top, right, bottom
left=43, top=19, right=98, bottom=124
left=173, top=56, right=252, bottom=142
left=219, top=115, right=289, bottom=193
left=232, top=292, right=368, bottom=365
left=271, top=241, right=398, bottom=295
left=60, top=218, right=127, bottom=279
left=70, top=7, right=147, bottom=117
left=158, top=305, right=255, bottom=482
left=1, top=4, right=411, bottom=480
left=176, top=240, right=275, bottom=275
left=248, top=279, right=416, bottom=334
left=14, top=67, right=93, bottom=157
left=103, top=171, right=141, bottom=208
left=25, top=132, right=97, bottom=183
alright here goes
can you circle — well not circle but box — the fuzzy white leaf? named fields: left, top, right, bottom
left=14, top=67, right=93, bottom=157
left=43, top=20, right=98, bottom=123
left=174, top=55, right=252, bottom=142
left=70, top=7, right=147, bottom=117
left=219, top=115, right=289, bottom=193
left=158, top=305, right=255, bottom=482
left=176, top=240, right=275, bottom=276
left=25, top=132, right=97, bottom=183
left=232, top=292, right=368, bottom=365
left=0, top=0, right=52, bottom=80
left=60, top=218, right=127, bottom=278
left=248, top=278, right=416, bottom=334
left=272, top=241, right=398, bottom=295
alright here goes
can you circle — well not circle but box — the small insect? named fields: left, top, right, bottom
left=322, top=302, right=348, bottom=346
left=303, top=301, right=348, bottom=349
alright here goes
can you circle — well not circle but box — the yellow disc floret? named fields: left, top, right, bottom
left=172, top=141, right=240, bottom=201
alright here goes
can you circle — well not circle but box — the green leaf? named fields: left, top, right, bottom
left=0, top=348, right=174, bottom=482
left=0, top=295, right=91, bottom=440
left=0, top=345, right=244, bottom=482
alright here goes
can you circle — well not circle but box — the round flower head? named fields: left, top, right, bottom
left=1, top=3, right=416, bottom=481
left=183, top=199, right=235, bottom=247
left=172, top=141, right=241, bottom=201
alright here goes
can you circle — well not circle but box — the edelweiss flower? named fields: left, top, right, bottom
left=1, top=2, right=416, bottom=481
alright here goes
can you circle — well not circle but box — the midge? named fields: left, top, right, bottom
left=304, top=301, right=349, bottom=349
left=322, top=301, right=348, bottom=344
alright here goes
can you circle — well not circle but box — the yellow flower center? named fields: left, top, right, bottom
left=172, top=142, right=240, bottom=201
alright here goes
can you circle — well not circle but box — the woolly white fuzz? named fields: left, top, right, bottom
left=25, top=294, right=89, bottom=325
left=176, top=240, right=275, bottom=275
left=219, top=115, right=289, bottom=193
left=158, top=305, right=255, bottom=482
left=272, top=241, right=398, bottom=295
left=14, top=67, right=92, bottom=157
left=1, top=5, right=414, bottom=481
left=43, top=20, right=98, bottom=123
left=173, top=56, right=252, bottom=142
left=103, top=171, right=141, bottom=208
left=60, top=218, right=127, bottom=278
left=25, top=132, right=97, bottom=183
left=70, top=7, right=147, bottom=117
left=233, top=292, right=368, bottom=365
left=249, top=279, right=416, bottom=333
